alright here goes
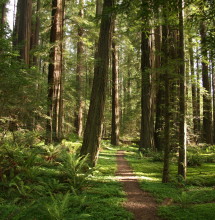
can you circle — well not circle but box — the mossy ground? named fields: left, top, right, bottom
left=0, top=138, right=214, bottom=220
left=124, top=145, right=215, bottom=220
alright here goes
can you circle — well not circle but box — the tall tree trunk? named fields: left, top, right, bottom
left=0, top=1, right=7, bottom=28
left=140, top=28, right=154, bottom=150
left=111, top=20, right=120, bottom=146
left=162, top=22, right=170, bottom=183
left=80, top=0, right=114, bottom=166
left=200, top=21, right=212, bottom=144
left=140, top=0, right=155, bottom=150
left=178, top=0, right=186, bottom=180
left=154, top=25, right=164, bottom=151
left=212, top=58, right=215, bottom=143
left=46, top=0, right=65, bottom=143
left=188, top=38, right=198, bottom=140
left=31, top=0, right=40, bottom=66
left=13, top=0, right=32, bottom=65
left=75, top=0, right=85, bottom=137
left=196, top=58, right=201, bottom=134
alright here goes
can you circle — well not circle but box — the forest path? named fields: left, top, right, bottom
left=116, top=150, right=160, bottom=220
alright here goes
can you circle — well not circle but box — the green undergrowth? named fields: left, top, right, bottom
left=0, top=139, right=131, bottom=220
left=123, top=145, right=215, bottom=220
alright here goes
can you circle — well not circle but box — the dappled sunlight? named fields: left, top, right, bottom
left=115, top=175, right=156, bottom=181
left=90, top=175, right=158, bottom=182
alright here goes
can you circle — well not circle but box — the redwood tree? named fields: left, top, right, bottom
left=178, top=0, right=186, bottom=180
left=46, top=0, right=65, bottom=143
left=111, top=20, right=120, bottom=146
left=13, top=0, right=32, bottom=65
left=200, top=21, right=212, bottom=144
left=80, top=0, right=114, bottom=166
left=75, top=0, right=85, bottom=137
left=140, top=0, right=155, bottom=151
left=162, top=21, right=170, bottom=183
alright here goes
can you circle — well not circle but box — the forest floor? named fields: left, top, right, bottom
left=1, top=137, right=215, bottom=219
left=116, top=150, right=160, bottom=220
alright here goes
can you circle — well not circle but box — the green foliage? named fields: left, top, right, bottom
left=44, top=192, right=71, bottom=220
left=187, top=153, right=203, bottom=167
left=60, top=152, right=92, bottom=192
left=0, top=140, right=131, bottom=219
left=124, top=145, right=215, bottom=220
left=150, top=152, right=164, bottom=162
left=159, top=203, right=215, bottom=220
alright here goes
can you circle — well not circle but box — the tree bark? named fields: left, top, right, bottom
left=75, top=0, right=85, bottom=137
left=196, top=58, right=201, bottom=134
left=200, top=21, right=212, bottom=144
left=140, top=0, right=155, bottom=151
left=154, top=25, right=164, bottom=151
left=178, top=0, right=186, bottom=180
left=188, top=38, right=198, bottom=139
left=162, top=22, right=170, bottom=183
left=140, top=28, right=155, bottom=150
left=46, top=0, right=65, bottom=143
left=96, top=0, right=103, bottom=17
left=0, top=1, right=7, bottom=28
left=31, top=0, right=40, bottom=66
left=212, top=57, right=215, bottom=143
left=80, top=0, right=114, bottom=166
left=13, top=0, right=32, bottom=65
left=111, top=20, right=120, bottom=146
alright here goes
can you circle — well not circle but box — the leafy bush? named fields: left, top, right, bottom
left=203, top=154, right=215, bottom=163
left=187, top=153, right=203, bottom=167
left=44, top=192, right=71, bottom=220
left=150, top=152, right=164, bottom=162
left=205, top=145, right=215, bottom=153
left=60, top=153, right=92, bottom=192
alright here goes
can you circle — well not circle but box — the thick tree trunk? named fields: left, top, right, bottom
left=75, top=0, right=85, bottom=137
left=80, top=0, right=114, bottom=166
left=46, top=0, right=65, bottom=143
left=178, top=0, right=186, bottom=180
left=200, top=21, right=212, bottom=144
left=140, top=27, right=154, bottom=150
left=140, top=0, right=155, bottom=150
left=31, top=0, right=40, bottom=66
left=111, top=20, right=120, bottom=146
left=13, top=0, right=32, bottom=65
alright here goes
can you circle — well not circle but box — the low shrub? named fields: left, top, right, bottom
left=150, top=152, right=164, bottom=162
left=60, top=153, right=92, bottom=193
left=187, top=153, right=203, bottom=167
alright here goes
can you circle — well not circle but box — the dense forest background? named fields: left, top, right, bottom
left=1, top=0, right=215, bottom=185
left=0, top=0, right=215, bottom=219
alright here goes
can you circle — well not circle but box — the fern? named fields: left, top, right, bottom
left=45, top=192, right=70, bottom=220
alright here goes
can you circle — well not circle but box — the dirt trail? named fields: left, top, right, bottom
left=116, top=150, right=160, bottom=220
